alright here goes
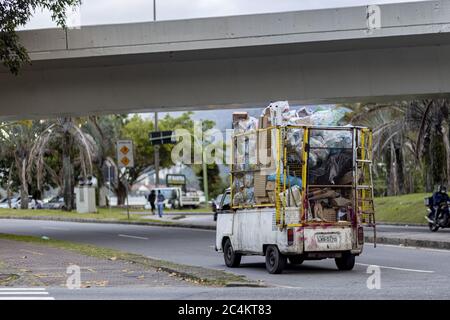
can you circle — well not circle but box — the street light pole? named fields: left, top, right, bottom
left=154, top=112, right=160, bottom=188
left=153, top=0, right=159, bottom=188
left=202, top=148, right=209, bottom=204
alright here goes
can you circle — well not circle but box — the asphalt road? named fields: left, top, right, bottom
left=0, top=219, right=450, bottom=300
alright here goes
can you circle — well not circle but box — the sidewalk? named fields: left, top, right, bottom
left=141, top=212, right=216, bottom=228
left=0, top=238, right=196, bottom=288
left=369, top=225, right=450, bottom=250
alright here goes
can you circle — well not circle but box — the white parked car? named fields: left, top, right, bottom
left=12, top=197, right=43, bottom=210
left=0, top=197, right=20, bottom=209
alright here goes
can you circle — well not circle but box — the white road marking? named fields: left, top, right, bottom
left=356, top=263, right=434, bottom=273
left=0, top=288, right=46, bottom=291
left=0, top=288, right=54, bottom=300
left=41, top=227, right=70, bottom=231
left=0, top=292, right=49, bottom=295
left=0, top=297, right=55, bottom=300
left=118, top=234, right=149, bottom=240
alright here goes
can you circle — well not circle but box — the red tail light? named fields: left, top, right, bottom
left=358, top=226, right=364, bottom=244
left=287, top=228, right=294, bottom=246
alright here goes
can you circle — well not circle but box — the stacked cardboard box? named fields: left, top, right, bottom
left=232, top=112, right=248, bottom=128
left=254, top=173, right=268, bottom=204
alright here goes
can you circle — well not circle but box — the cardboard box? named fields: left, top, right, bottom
left=256, top=127, right=273, bottom=167
left=321, top=208, right=337, bottom=222
left=254, top=173, right=267, bottom=197
left=268, top=191, right=276, bottom=203
left=260, top=114, right=270, bottom=129
left=255, top=197, right=269, bottom=205
left=338, top=171, right=353, bottom=185
left=233, top=112, right=248, bottom=123
left=266, top=181, right=276, bottom=191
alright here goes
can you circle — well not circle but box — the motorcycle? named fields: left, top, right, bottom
left=425, top=196, right=450, bottom=232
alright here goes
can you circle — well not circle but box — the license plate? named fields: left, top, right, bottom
left=316, top=233, right=339, bottom=243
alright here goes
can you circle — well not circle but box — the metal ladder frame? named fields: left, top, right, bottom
left=355, top=128, right=377, bottom=247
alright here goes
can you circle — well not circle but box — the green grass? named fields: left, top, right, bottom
left=0, top=207, right=168, bottom=223
left=0, top=233, right=250, bottom=286
left=374, top=193, right=428, bottom=224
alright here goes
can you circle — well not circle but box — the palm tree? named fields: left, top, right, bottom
left=28, top=117, right=98, bottom=211
left=348, top=102, right=412, bottom=195
left=348, top=99, right=450, bottom=194
left=0, top=120, right=41, bottom=209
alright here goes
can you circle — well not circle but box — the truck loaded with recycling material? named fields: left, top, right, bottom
left=215, top=102, right=376, bottom=274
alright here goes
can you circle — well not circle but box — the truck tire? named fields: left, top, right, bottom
left=223, top=239, right=241, bottom=268
left=288, top=256, right=304, bottom=265
left=335, top=252, right=355, bottom=271
left=265, top=245, right=286, bottom=274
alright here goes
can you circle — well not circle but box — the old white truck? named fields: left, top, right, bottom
left=216, top=123, right=376, bottom=274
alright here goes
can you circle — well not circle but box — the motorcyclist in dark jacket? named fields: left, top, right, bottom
left=431, top=185, right=450, bottom=221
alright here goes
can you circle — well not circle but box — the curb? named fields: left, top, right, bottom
left=366, top=236, right=450, bottom=250
left=376, top=222, right=427, bottom=227
left=225, top=282, right=267, bottom=288
left=1, top=216, right=448, bottom=250
left=0, top=216, right=216, bottom=231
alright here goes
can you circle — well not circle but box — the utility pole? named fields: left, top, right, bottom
left=154, top=112, right=160, bottom=187
left=202, top=148, right=209, bottom=203
left=153, top=1, right=159, bottom=188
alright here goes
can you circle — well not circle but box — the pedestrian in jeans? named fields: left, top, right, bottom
left=157, top=190, right=165, bottom=217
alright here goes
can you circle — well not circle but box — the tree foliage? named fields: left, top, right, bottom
left=0, top=0, right=81, bottom=74
left=348, top=99, right=450, bottom=196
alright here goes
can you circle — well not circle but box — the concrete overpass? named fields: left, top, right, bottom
left=2, top=0, right=450, bottom=119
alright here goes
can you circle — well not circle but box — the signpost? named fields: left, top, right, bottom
left=149, top=131, right=175, bottom=146
left=117, top=140, right=134, bottom=220
left=117, top=140, right=134, bottom=168
left=149, top=130, right=175, bottom=188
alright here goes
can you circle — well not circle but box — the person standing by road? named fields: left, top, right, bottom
left=157, top=190, right=165, bottom=218
left=147, top=190, right=156, bottom=214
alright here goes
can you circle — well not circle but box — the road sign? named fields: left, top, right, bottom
left=117, top=140, right=134, bottom=168
left=149, top=131, right=175, bottom=146
left=166, top=174, right=187, bottom=186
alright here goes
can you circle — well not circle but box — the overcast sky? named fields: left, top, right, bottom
left=24, top=0, right=426, bottom=29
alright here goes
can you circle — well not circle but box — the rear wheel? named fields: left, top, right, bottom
left=429, top=223, right=439, bottom=232
left=265, top=245, right=286, bottom=274
left=288, top=256, right=304, bottom=265
left=335, top=252, right=355, bottom=271
left=223, top=239, right=241, bottom=268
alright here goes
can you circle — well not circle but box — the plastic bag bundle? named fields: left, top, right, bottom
left=267, top=174, right=302, bottom=188
left=262, top=101, right=290, bottom=126
left=322, top=131, right=352, bottom=150
left=309, top=107, right=349, bottom=126
left=308, top=136, right=329, bottom=167
left=244, top=187, right=255, bottom=205
left=234, top=116, right=258, bottom=134
left=233, top=176, right=244, bottom=190
left=244, top=173, right=254, bottom=188
left=328, top=150, right=352, bottom=184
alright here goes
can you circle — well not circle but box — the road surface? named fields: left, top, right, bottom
left=0, top=219, right=449, bottom=299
